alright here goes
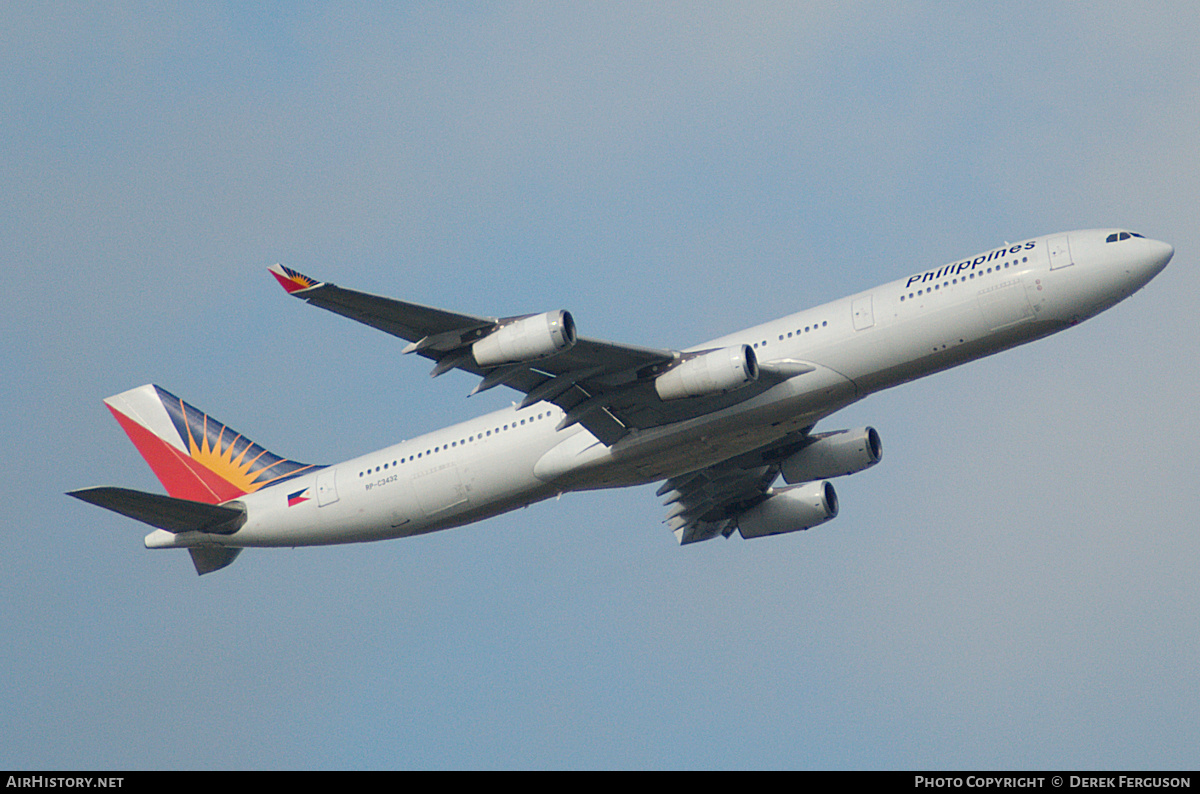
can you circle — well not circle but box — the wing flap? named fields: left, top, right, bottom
left=657, top=429, right=821, bottom=543
left=661, top=464, right=777, bottom=544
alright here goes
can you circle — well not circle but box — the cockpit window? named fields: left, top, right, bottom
left=1106, top=231, right=1145, bottom=243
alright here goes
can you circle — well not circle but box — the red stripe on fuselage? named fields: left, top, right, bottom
left=107, top=405, right=248, bottom=504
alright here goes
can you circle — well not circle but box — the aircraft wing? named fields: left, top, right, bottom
left=270, top=265, right=791, bottom=445
left=657, top=431, right=814, bottom=543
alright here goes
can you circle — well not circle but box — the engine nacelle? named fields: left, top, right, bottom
left=472, top=310, right=576, bottom=367
left=737, top=481, right=838, bottom=539
left=780, top=427, right=882, bottom=484
left=654, top=345, right=759, bottom=401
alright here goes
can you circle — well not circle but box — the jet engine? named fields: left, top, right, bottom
left=780, top=427, right=882, bottom=484
left=473, top=310, right=576, bottom=367
left=654, top=345, right=759, bottom=401
left=737, top=481, right=839, bottom=539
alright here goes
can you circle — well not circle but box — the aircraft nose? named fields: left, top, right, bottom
left=1146, top=238, right=1174, bottom=278
left=1153, top=239, right=1174, bottom=266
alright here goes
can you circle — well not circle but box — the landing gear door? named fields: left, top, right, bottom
left=1048, top=235, right=1074, bottom=270
left=316, top=467, right=339, bottom=507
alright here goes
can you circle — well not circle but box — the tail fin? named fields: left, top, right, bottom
left=103, top=384, right=316, bottom=504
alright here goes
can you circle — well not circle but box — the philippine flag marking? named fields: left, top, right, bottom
left=287, top=488, right=311, bottom=507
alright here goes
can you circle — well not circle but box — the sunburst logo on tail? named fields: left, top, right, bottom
left=158, top=388, right=317, bottom=495
left=182, top=416, right=270, bottom=495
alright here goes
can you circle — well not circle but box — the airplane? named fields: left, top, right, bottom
left=69, top=229, right=1173, bottom=574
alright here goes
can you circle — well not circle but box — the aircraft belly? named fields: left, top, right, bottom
left=539, top=363, right=858, bottom=488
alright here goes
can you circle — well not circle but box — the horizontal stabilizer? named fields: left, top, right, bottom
left=68, top=487, right=246, bottom=535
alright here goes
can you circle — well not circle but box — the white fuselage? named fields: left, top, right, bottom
left=145, top=229, right=1173, bottom=551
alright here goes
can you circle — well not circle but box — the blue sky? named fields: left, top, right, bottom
left=3, top=2, right=1198, bottom=769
